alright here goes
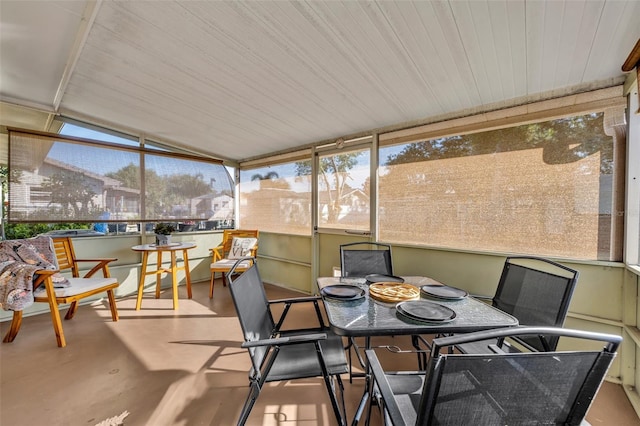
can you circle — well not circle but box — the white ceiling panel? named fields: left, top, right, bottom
left=1, top=0, right=638, bottom=162
left=584, top=0, right=640, bottom=82
left=0, top=1, right=86, bottom=106
left=450, top=0, right=528, bottom=104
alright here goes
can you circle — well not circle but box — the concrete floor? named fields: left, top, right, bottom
left=1, top=279, right=638, bottom=426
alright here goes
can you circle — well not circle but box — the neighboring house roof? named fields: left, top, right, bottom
left=194, top=193, right=233, bottom=201
left=44, top=157, right=139, bottom=194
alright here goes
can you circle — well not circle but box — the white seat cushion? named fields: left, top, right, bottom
left=34, top=277, right=117, bottom=298
left=211, top=259, right=252, bottom=269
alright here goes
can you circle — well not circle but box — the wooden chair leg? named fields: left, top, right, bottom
left=2, top=310, right=23, bottom=343
left=222, top=272, right=227, bottom=287
left=65, top=301, right=79, bottom=320
left=209, top=273, right=215, bottom=298
left=44, top=282, right=66, bottom=347
left=107, top=289, right=119, bottom=321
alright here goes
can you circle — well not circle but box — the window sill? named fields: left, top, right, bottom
left=627, top=264, right=640, bottom=277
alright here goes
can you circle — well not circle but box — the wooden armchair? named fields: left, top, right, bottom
left=2, top=237, right=119, bottom=347
left=209, top=229, right=259, bottom=297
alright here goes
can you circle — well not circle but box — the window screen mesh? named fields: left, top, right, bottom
left=8, top=130, right=232, bottom=224
left=239, top=161, right=311, bottom=235
left=317, top=148, right=370, bottom=231
left=378, top=113, right=615, bottom=260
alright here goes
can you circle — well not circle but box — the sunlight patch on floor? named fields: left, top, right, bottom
left=146, top=372, right=210, bottom=425
left=262, top=403, right=331, bottom=426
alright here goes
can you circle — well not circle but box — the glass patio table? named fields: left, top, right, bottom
left=317, top=276, right=518, bottom=337
left=317, top=276, right=519, bottom=425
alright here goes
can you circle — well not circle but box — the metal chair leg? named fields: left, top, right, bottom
left=237, top=382, right=260, bottom=426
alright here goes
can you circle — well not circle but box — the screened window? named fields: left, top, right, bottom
left=8, top=129, right=233, bottom=228
left=379, top=113, right=617, bottom=261
left=60, top=121, right=139, bottom=146
left=317, top=148, right=370, bottom=231
left=143, top=153, right=233, bottom=222
left=239, top=159, right=312, bottom=235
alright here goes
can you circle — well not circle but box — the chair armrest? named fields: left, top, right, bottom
left=32, top=269, right=59, bottom=291
left=269, top=295, right=326, bottom=330
left=488, top=344, right=506, bottom=354
left=434, top=326, right=623, bottom=354
left=470, top=294, right=492, bottom=302
left=365, top=349, right=407, bottom=425
left=75, top=258, right=117, bottom=278
left=210, top=246, right=224, bottom=261
left=75, top=258, right=117, bottom=263
left=268, top=295, right=322, bottom=305
left=241, top=332, right=327, bottom=348
left=33, top=269, right=58, bottom=277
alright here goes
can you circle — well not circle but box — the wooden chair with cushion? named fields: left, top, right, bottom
left=2, top=236, right=119, bottom=347
left=209, top=229, right=259, bottom=297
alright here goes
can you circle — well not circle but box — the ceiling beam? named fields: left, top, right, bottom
left=52, top=0, right=102, bottom=111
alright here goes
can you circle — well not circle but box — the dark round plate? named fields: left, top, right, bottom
left=420, top=284, right=468, bottom=300
left=396, top=300, right=456, bottom=323
left=321, top=284, right=365, bottom=300
left=365, top=274, right=405, bottom=284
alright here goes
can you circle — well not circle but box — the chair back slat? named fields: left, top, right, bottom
left=340, top=242, right=393, bottom=278
left=227, top=263, right=275, bottom=372
left=493, top=256, right=578, bottom=351
left=220, top=230, right=259, bottom=257
left=52, top=237, right=79, bottom=277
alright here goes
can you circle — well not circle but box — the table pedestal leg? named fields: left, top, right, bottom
left=135, top=252, right=149, bottom=310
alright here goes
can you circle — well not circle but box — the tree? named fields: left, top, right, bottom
left=164, top=173, right=212, bottom=216
left=106, top=164, right=167, bottom=217
left=383, top=113, right=611, bottom=171
left=41, top=171, right=97, bottom=218
left=0, top=165, right=22, bottom=185
left=251, top=171, right=279, bottom=181
left=251, top=171, right=290, bottom=190
left=106, top=163, right=140, bottom=188
left=296, top=153, right=360, bottom=223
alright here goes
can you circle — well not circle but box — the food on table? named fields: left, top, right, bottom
left=369, top=282, right=420, bottom=303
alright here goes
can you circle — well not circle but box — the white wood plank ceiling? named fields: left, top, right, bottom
left=1, top=0, right=638, bottom=162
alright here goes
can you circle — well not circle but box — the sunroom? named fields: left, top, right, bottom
left=1, top=1, right=640, bottom=425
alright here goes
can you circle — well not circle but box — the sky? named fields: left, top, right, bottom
left=58, top=123, right=405, bottom=188
left=51, top=124, right=231, bottom=188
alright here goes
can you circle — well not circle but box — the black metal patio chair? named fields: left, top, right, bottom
left=455, top=256, right=579, bottom=354
left=366, top=326, right=622, bottom=425
left=340, top=242, right=394, bottom=279
left=227, top=258, right=348, bottom=426
left=340, top=242, right=413, bottom=381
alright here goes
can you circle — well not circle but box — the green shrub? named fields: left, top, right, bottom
left=4, top=223, right=90, bottom=240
